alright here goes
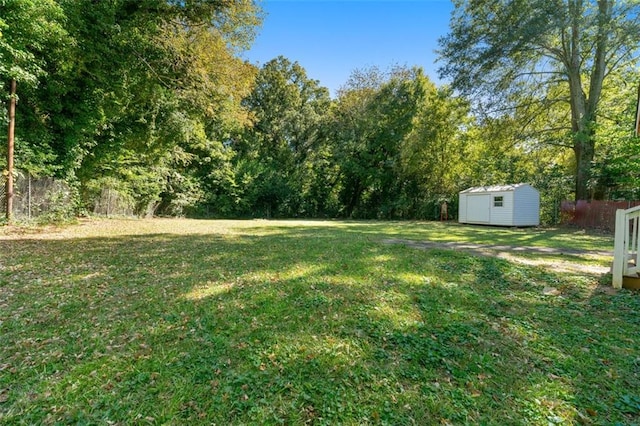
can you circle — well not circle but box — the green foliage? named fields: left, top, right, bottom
left=439, top=0, right=640, bottom=200
left=594, top=135, right=640, bottom=200
left=0, top=0, right=68, bottom=85
left=1, top=0, right=262, bottom=220
left=83, top=176, right=136, bottom=216
left=230, top=56, right=333, bottom=217
left=158, top=170, right=205, bottom=217
left=332, top=67, right=424, bottom=218
left=591, top=69, right=640, bottom=199
left=531, top=163, right=574, bottom=225
left=401, top=85, right=470, bottom=206
left=2, top=0, right=638, bottom=223
left=33, top=184, right=76, bottom=224
left=331, top=67, right=474, bottom=220
left=0, top=0, right=70, bottom=181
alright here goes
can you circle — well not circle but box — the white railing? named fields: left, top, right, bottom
left=613, top=205, right=640, bottom=288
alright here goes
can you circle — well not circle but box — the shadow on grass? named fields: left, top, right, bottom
left=322, top=221, right=614, bottom=252
left=0, top=224, right=637, bottom=424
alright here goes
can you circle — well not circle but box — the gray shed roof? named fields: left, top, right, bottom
left=460, top=183, right=533, bottom=194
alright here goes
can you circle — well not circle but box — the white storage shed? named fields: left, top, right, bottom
left=458, top=184, right=540, bottom=226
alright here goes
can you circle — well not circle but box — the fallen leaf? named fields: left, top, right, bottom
left=543, top=287, right=561, bottom=296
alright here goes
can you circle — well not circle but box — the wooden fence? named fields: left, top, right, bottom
left=561, top=200, right=640, bottom=233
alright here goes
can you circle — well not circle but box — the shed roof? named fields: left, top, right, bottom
left=460, top=183, right=533, bottom=194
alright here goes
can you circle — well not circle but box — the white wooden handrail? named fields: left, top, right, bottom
left=613, top=206, right=640, bottom=288
left=621, top=204, right=640, bottom=215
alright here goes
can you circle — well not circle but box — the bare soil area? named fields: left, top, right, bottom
left=382, top=238, right=612, bottom=275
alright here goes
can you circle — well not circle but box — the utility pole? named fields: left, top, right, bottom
left=6, top=79, right=16, bottom=223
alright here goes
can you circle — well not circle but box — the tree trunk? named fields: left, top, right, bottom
left=574, top=132, right=595, bottom=201
left=636, top=80, right=640, bottom=137
left=6, top=79, right=16, bottom=222
left=565, top=0, right=611, bottom=202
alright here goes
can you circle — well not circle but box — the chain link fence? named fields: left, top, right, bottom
left=91, top=186, right=135, bottom=217
left=0, top=170, right=72, bottom=220
left=1, top=171, right=154, bottom=220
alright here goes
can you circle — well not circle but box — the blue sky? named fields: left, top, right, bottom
left=244, top=0, right=454, bottom=96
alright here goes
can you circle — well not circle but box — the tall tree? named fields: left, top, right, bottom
left=0, top=0, right=68, bottom=219
left=332, top=67, right=427, bottom=218
left=0, top=0, right=66, bottom=86
left=2, top=0, right=261, bottom=215
left=57, top=0, right=260, bottom=170
left=589, top=68, right=640, bottom=199
left=401, top=84, right=470, bottom=202
left=236, top=56, right=331, bottom=217
left=438, top=0, right=640, bottom=200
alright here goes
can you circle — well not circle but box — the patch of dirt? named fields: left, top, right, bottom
left=382, top=238, right=612, bottom=275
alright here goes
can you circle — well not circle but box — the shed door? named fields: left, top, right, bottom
left=466, top=194, right=491, bottom=223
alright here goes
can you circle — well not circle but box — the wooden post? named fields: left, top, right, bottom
left=612, top=209, right=626, bottom=289
left=6, top=79, right=16, bottom=223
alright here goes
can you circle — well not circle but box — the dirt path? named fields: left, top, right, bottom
left=382, top=238, right=612, bottom=275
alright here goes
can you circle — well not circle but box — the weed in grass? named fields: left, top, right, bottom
left=0, top=219, right=638, bottom=425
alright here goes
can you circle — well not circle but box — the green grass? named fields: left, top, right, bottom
left=0, top=218, right=638, bottom=425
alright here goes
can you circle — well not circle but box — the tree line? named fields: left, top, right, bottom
left=2, top=0, right=639, bottom=223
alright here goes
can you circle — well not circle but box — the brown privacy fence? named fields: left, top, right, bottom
left=561, top=200, right=640, bottom=232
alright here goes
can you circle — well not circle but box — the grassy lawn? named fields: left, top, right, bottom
left=1, top=218, right=638, bottom=425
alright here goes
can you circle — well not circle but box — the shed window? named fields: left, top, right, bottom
left=493, top=196, right=504, bottom=207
